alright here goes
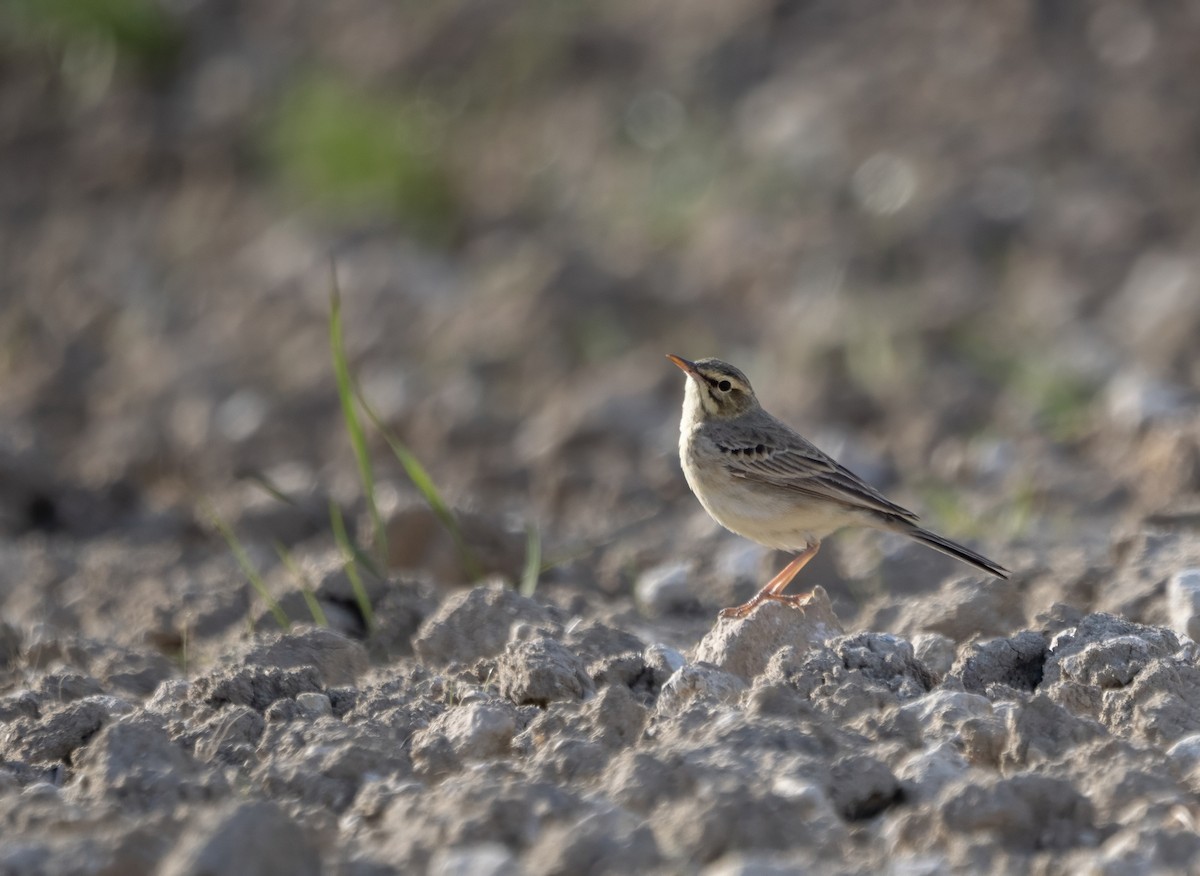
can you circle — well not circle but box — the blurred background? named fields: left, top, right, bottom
left=2, top=0, right=1199, bottom=640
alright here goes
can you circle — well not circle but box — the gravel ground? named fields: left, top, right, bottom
left=3, top=2, right=1200, bottom=874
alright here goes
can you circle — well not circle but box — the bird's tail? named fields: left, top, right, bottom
left=905, top=526, right=1010, bottom=579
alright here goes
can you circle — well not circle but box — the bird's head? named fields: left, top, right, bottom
left=667, top=354, right=760, bottom=420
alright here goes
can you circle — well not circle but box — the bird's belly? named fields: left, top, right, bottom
left=684, top=458, right=844, bottom=550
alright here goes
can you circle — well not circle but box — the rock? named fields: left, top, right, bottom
left=691, top=587, right=843, bottom=682
left=635, top=561, right=697, bottom=616
left=1073, top=740, right=1189, bottom=824
left=1000, top=693, right=1108, bottom=768
left=643, top=643, right=686, bottom=685
left=144, top=679, right=192, bottom=721
left=1166, top=569, right=1200, bottom=641
left=951, top=630, right=1046, bottom=695
left=428, top=844, right=521, bottom=876
left=533, top=737, right=612, bottom=784
left=1167, top=733, right=1200, bottom=793
left=1095, top=823, right=1200, bottom=874
left=832, top=632, right=934, bottom=700
left=159, top=801, right=320, bottom=876
left=582, top=683, right=647, bottom=748
left=912, top=632, right=957, bottom=678
left=2, top=699, right=109, bottom=763
left=603, top=751, right=697, bottom=813
left=938, top=774, right=1096, bottom=852
left=190, top=665, right=324, bottom=712
left=564, top=621, right=646, bottom=665
left=1039, top=613, right=1181, bottom=721
left=411, top=700, right=519, bottom=775
left=35, top=672, right=104, bottom=703
left=414, top=583, right=560, bottom=667
left=72, top=715, right=226, bottom=805
left=655, top=784, right=846, bottom=864
left=0, top=690, right=39, bottom=723
left=377, top=773, right=586, bottom=869
left=525, top=805, right=662, bottom=875
left=895, top=741, right=971, bottom=803
left=498, top=637, right=593, bottom=707
left=243, top=626, right=369, bottom=686
left=1056, top=635, right=1170, bottom=689
left=296, top=692, right=333, bottom=717
left=957, top=711, right=1010, bottom=768
left=827, top=754, right=900, bottom=820
left=193, top=705, right=265, bottom=766
left=255, top=718, right=412, bottom=812
left=898, top=688, right=994, bottom=746
left=89, top=643, right=177, bottom=698
left=1100, top=657, right=1200, bottom=745
left=1044, top=613, right=1179, bottom=686
left=656, top=663, right=747, bottom=716
left=700, top=853, right=857, bottom=876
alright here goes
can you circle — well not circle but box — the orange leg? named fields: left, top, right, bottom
left=718, top=541, right=820, bottom=619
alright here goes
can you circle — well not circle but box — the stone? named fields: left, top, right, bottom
left=72, top=715, right=226, bottom=806
left=497, top=637, right=593, bottom=706
left=656, top=664, right=747, bottom=716
left=827, top=754, right=901, bottom=820
left=912, top=632, right=957, bottom=678
left=414, top=584, right=560, bottom=667
left=159, top=801, right=320, bottom=876
left=2, top=699, right=109, bottom=763
left=951, top=630, right=1046, bottom=695
left=691, top=587, right=843, bottom=682
left=243, top=626, right=369, bottom=686
left=190, top=665, right=323, bottom=712
left=1166, top=569, right=1200, bottom=641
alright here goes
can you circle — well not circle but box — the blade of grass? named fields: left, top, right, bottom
left=273, top=542, right=329, bottom=627
left=519, top=522, right=541, bottom=597
left=203, top=501, right=289, bottom=631
left=329, top=263, right=388, bottom=564
left=356, top=390, right=484, bottom=581
left=330, top=501, right=375, bottom=632
left=241, top=469, right=301, bottom=507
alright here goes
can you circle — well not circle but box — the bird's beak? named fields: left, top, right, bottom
left=666, top=354, right=700, bottom=379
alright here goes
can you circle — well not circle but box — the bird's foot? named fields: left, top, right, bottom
left=718, top=590, right=814, bottom=619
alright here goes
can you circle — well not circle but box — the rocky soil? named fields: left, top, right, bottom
left=3, top=1, right=1200, bottom=874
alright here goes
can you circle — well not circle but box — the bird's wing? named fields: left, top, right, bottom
left=714, top=421, right=919, bottom=522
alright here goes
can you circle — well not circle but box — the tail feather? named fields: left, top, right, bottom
left=906, top=526, right=1010, bottom=579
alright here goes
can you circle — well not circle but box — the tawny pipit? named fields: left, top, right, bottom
left=668, top=355, right=1009, bottom=618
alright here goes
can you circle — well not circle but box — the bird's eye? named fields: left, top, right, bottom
left=717, top=380, right=732, bottom=392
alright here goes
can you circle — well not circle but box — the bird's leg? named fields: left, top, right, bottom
left=718, top=541, right=820, bottom=619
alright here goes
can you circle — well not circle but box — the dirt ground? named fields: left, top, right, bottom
left=3, top=2, right=1200, bottom=874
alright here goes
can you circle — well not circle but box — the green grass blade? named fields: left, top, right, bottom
left=356, top=390, right=484, bottom=581
left=519, top=522, right=541, bottom=597
left=329, top=501, right=375, bottom=631
left=273, top=542, right=329, bottom=627
left=329, top=264, right=388, bottom=564
left=203, top=501, right=289, bottom=631
left=242, top=470, right=301, bottom=507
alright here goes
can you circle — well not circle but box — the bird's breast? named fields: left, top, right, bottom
left=679, top=426, right=847, bottom=550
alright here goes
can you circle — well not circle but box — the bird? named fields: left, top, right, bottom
left=667, top=354, right=1009, bottom=618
